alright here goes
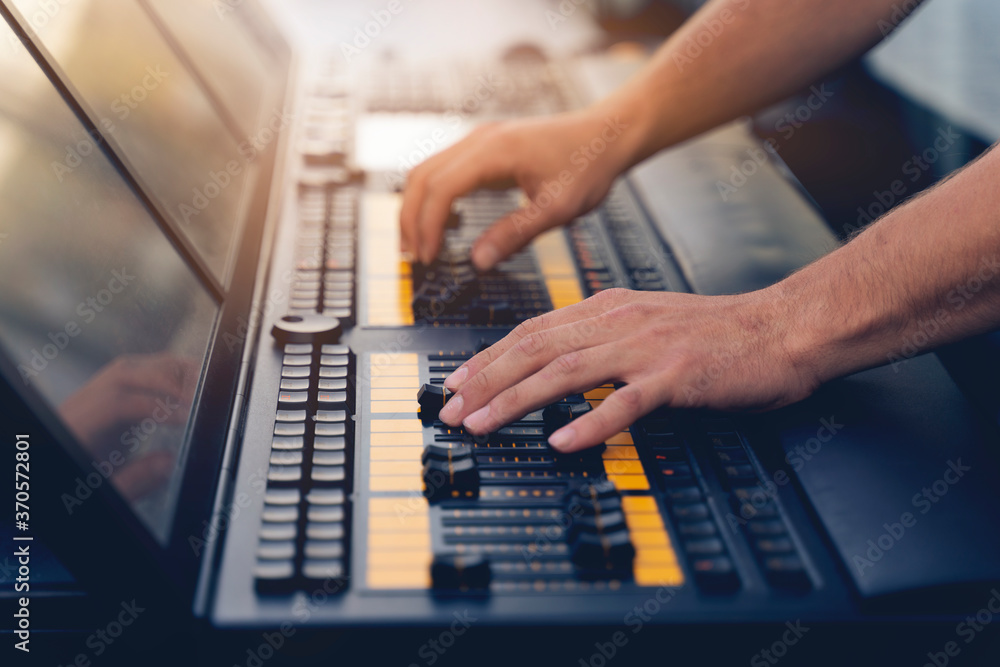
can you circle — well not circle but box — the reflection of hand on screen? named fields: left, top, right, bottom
left=58, top=352, right=198, bottom=453
left=110, top=449, right=176, bottom=502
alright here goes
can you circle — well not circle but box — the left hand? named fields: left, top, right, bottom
left=437, top=287, right=818, bottom=452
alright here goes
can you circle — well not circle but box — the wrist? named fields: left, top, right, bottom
left=583, top=90, right=659, bottom=174
left=762, top=258, right=902, bottom=389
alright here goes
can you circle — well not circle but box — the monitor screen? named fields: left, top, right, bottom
left=0, top=14, right=219, bottom=545
left=8, top=0, right=257, bottom=287
left=141, top=0, right=286, bottom=139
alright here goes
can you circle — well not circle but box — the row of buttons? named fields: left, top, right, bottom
left=289, top=185, right=357, bottom=326
left=254, top=343, right=355, bottom=594
left=707, top=432, right=812, bottom=592
left=407, top=193, right=554, bottom=327
left=642, top=420, right=741, bottom=594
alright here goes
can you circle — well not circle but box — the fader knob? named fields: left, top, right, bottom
left=423, top=453, right=479, bottom=501
left=569, top=529, right=636, bottom=571
left=421, top=442, right=473, bottom=464
left=417, top=383, right=453, bottom=420
left=431, top=553, right=491, bottom=591
left=543, top=400, right=593, bottom=432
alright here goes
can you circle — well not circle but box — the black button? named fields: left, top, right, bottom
left=762, top=555, right=811, bottom=591
left=652, top=448, right=687, bottom=463
left=707, top=433, right=741, bottom=449
left=666, top=486, right=703, bottom=503
left=671, top=503, right=710, bottom=522
left=658, top=464, right=693, bottom=485
left=714, top=449, right=748, bottom=464
left=642, top=418, right=675, bottom=436
left=683, top=538, right=725, bottom=556
left=723, top=464, right=756, bottom=482
left=431, top=554, right=491, bottom=592
left=422, top=443, right=473, bottom=464
left=691, top=556, right=741, bottom=593
left=754, top=537, right=795, bottom=554
left=732, top=499, right=779, bottom=520
left=677, top=521, right=718, bottom=538
left=746, top=519, right=787, bottom=537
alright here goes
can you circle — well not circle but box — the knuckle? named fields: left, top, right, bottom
left=549, top=351, right=581, bottom=378
left=515, top=331, right=547, bottom=358
left=492, top=384, right=520, bottom=421
left=467, top=367, right=493, bottom=396
left=513, top=315, right=543, bottom=340
left=595, top=287, right=631, bottom=305
left=614, top=383, right=645, bottom=414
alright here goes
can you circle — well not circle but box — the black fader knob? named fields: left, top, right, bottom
left=431, top=553, right=491, bottom=592
left=569, top=529, right=636, bottom=571
left=470, top=300, right=516, bottom=326
left=423, top=451, right=479, bottom=501
left=543, top=399, right=593, bottom=432
left=417, top=383, right=453, bottom=420
left=421, top=442, right=474, bottom=465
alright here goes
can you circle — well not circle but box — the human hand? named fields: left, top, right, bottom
left=436, top=287, right=818, bottom=452
left=400, top=109, right=636, bottom=269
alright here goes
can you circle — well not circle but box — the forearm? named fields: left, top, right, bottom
left=594, top=0, right=923, bottom=169
left=776, top=144, right=1000, bottom=383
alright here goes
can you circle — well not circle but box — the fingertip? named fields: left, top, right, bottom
left=443, top=366, right=468, bottom=391
left=548, top=426, right=576, bottom=452
left=472, top=241, right=500, bottom=272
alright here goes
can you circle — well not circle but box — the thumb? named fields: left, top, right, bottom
left=471, top=196, right=575, bottom=271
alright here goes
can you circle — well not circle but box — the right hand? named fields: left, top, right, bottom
left=400, top=109, right=635, bottom=269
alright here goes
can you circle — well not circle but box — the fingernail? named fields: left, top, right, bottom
left=443, top=366, right=468, bottom=390
left=472, top=243, right=499, bottom=271
left=438, top=394, right=463, bottom=425
left=463, top=404, right=491, bottom=433
left=548, top=427, right=575, bottom=451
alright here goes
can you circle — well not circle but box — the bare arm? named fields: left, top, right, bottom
left=401, top=0, right=924, bottom=266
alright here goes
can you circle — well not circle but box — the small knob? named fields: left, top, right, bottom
left=271, top=314, right=342, bottom=345
left=417, top=383, right=453, bottom=420
left=431, top=553, right=491, bottom=592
